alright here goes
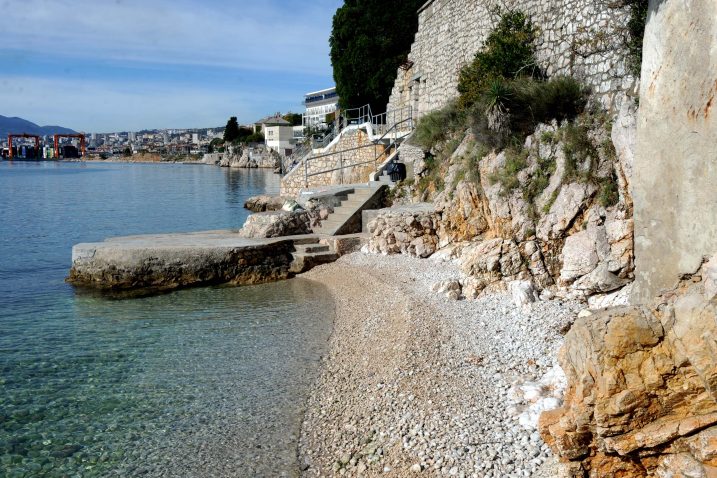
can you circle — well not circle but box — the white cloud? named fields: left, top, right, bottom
left=0, top=0, right=339, bottom=74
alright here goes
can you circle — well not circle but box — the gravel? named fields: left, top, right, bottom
left=299, top=252, right=582, bottom=477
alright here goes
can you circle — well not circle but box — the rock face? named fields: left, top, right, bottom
left=539, top=256, right=717, bottom=477
left=423, top=121, right=635, bottom=302
left=366, top=204, right=439, bottom=258
left=632, top=0, right=717, bottom=303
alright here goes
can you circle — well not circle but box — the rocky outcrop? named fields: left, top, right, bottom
left=239, top=201, right=333, bottom=239
left=244, top=195, right=286, bottom=212
left=366, top=204, right=439, bottom=258
left=239, top=211, right=313, bottom=239
left=422, top=119, right=636, bottom=302
left=219, top=144, right=280, bottom=169
left=539, top=256, right=717, bottom=477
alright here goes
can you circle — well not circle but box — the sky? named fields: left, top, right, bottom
left=0, top=0, right=343, bottom=132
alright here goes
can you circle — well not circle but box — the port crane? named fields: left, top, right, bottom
left=54, top=134, right=86, bottom=158
left=7, top=133, right=41, bottom=159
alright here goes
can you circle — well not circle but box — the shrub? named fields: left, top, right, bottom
left=469, top=76, right=588, bottom=149
left=457, top=10, right=541, bottom=108
left=598, top=174, right=619, bottom=207
left=412, top=102, right=466, bottom=150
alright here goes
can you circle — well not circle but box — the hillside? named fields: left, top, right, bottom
left=0, top=115, right=77, bottom=137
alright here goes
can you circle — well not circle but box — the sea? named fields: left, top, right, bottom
left=0, top=161, right=333, bottom=477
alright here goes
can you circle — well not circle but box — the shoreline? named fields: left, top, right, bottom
left=298, top=252, right=582, bottom=477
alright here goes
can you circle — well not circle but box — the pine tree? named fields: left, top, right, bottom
left=223, top=116, right=241, bottom=142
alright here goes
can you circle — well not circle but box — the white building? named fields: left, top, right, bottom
left=303, top=87, right=339, bottom=129
left=255, top=115, right=295, bottom=156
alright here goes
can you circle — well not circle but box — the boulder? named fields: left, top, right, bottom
left=367, top=205, right=439, bottom=258
left=239, top=211, right=312, bottom=238
left=244, top=195, right=286, bottom=212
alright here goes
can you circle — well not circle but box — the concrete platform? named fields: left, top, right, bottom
left=68, top=230, right=312, bottom=293
left=68, top=230, right=369, bottom=294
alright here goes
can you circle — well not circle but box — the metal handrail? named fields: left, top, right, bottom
left=303, top=117, right=413, bottom=186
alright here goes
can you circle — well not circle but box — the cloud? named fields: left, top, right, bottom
left=0, top=0, right=340, bottom=74
left=0, top=0, right=342, bottom=131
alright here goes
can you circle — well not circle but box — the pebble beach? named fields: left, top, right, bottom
left=299, top=252, right=582, bottom=477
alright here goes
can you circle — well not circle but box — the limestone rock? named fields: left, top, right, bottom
left=244, top=195, right=286, bottom=212
left=434, top=180, right=489, bottom=247
left=560, top=227, right=609, bottom=282
left=611, top=96, right=637, bottom=210
left=367, top=205, right=438, bottom=258
left=537, top=182, right=597, bottom=242
left=508, top=280, right=539, bottom=310
left=540, top=258, right=717, bottom=476
left=239, top=211, right=312, bottom=238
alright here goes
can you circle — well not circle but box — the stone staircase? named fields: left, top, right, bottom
left=289, top=237, right=338, bottom=273
left=313, top=184, right=387, bottom=236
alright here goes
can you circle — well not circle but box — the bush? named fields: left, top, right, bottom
left=598, top=174, right=619, bottom=207
left=412, top=102, right=466, bottom=150
left=469, top=76, right=588, bottom=149
left=457, top=10, right=541, bottom=108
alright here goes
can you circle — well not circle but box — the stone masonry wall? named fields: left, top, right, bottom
left=387, top=0, right=637, bottom=119
left=280, top=128, right=386, bottom=196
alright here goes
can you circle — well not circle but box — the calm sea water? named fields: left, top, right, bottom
left=0, top=161, right=333, bottom=477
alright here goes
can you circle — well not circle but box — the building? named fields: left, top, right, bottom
left=303, top=87, right=339, bottom=129
left=255, top=115, right=295, bottom=156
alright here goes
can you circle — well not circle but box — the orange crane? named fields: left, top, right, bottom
left=54, top=134, right=86, bottom=158
left=8, top=133, right=41, bottom=159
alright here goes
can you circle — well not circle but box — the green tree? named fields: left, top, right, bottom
left=330, top=0, right=424, bottom=112
left=122, top=147, right=132, bottom=157
left=223, top=116, right=241, bottom=142
left=282, top=112, right=303, bottom=126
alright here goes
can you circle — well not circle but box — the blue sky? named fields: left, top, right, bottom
left=0, top=0, right=342, bottom=132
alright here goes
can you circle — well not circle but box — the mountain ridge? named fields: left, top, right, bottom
left=0, top=115, right=77, bottom=138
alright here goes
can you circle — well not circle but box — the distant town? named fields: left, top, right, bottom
left=0, top=86, right=340, bottom=160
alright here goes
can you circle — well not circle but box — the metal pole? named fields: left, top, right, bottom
left=304, top=156, right=308, bottom=188
left=339, top=151, right=343, bottom=184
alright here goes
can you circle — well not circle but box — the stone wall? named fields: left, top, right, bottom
left=632, top=0, right=717, bottom=303
left=280, top=127, right=386, bottom=196
left=387, top=0, right=637, bottom=118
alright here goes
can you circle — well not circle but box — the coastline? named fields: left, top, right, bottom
left=298, top=252, right=581, bottom=477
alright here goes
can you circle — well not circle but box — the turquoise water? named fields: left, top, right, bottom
left=0, top=161, right=333, bottom=477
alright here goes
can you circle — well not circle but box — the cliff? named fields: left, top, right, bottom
left=538, top=2, right=717, bottom=476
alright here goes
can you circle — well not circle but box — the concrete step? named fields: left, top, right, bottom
left=289, top=250, right=339, bottom=273
left=295, top=243, right=330, bottom=253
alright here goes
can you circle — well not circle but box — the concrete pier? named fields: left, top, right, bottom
left=68, top=230, right=304, bottom=293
